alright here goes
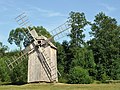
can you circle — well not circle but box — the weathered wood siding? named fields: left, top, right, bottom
left=28, top=42, right=58, bottom=83
left=50, top=47, right=58, bottom=82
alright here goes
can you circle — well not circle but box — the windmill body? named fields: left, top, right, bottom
left=28, top=30, right=58, bottom=83
left=6, top=12, right=70, bottom=83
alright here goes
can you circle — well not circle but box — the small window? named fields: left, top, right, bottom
left=38, top=41, right=41, bottom=44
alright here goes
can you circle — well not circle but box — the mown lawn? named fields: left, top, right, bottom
left=0, top=83, right=120, bottom=90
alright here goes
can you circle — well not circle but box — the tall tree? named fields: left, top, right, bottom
left=62, top=40, right=71, bottom=73
left=89, top=12, right=120, bottom=80
left=67, top=11, right=88, bottom=71
left=66, top=12, right=95, bottom=83
left=68, top=11, right=91, bottom=70
left=69, top=11, right=88, bottom=47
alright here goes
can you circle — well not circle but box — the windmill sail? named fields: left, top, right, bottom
left=41, top=21, right=71, bottom=45
left=5, top=51, right=28, bottom=70
left=15, top=12, right=36, bottom=44
left=15, top=12, right=31, bottom=28
left=50, top=21, right=70, bottom=39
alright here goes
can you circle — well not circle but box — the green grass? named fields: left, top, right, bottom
left=0, top=83, right=120, bottom=90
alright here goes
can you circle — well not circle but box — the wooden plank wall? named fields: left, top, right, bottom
left=28, top=43, right=58, bottom=83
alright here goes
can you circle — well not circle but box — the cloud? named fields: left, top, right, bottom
left=100, top=3, right=116, bottom=13
left=28, top=6, right=67, bottom=17
left=47, top=12, right=67, bottom=17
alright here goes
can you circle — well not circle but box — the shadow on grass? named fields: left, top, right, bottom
left=0, top=82, right=27, bottom=86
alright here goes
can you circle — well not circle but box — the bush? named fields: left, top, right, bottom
left=68, top=66, right=93, bottom=84
left=10, top=57, right=28, bottom=84
left=59, top=76, right=68, bottom=83
left=0, top=57, right=11, bottom=82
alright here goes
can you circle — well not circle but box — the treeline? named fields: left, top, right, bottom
left=57, top=12, right=120, bottom=83
left=0, top=11, right=120, bottom=84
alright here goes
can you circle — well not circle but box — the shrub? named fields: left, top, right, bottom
left=10, top=57, right=28, bottom=84
left=0, top=57, right=11, bottom=82
left=68, top=66, right=93, bottom=84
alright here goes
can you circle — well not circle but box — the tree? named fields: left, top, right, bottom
left=0, top=42, right=8, bottom=57
left=10, top=57, right=28, bottom=84
left=8, top=26, right=51, bottom=49
left=69, top=11, right=88, bottom=47
left=89, top=12, right=120, bottom=80
left=67, top=11, right=89, bottom=71
left=66, top=11, right=95, bottom=83
left=62, top=40, right=71, bottom=73
left=8, top=28, right=25, bottom=51
left=69, top=46, right=96, bottom=79
left=0, top=56, right=11, bottom=82
left=55, top=42, right=67, bottom=82
left=33, top=26, right=51, bottom=38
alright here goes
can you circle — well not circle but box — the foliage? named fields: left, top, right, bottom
left=68, top=66, right=93, bottom=84
left=55, top=41, right=68, bottom=83
left=69, top=11, right=88, bottom=47
left=8, top=26, right=51, bottom=49
left=10, top=57, right=28, bottom=84
left=89, top=12, right=120, bottom=81
left=61, top=41, right=72, bottom=74
left=0, top=48, right=20, bottom=83
left=0, top=57, right=10, bottom=82
left=0, top=42, right=10, bottom=82
left=0, top=42, right=8, bottom=57
left=8, top=28, right=25, bottom=50
left=33, top=26, right=51, bottom=38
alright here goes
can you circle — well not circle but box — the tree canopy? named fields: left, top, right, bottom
left=8, top=26, right=51, bottom=49
left=0, top=42, right=8, bottom=57
left=89, top=12, right=120, bottom=81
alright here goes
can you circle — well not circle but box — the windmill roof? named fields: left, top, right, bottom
left=36, top=35, right=57, bottom=49
left=36, top=35, right=47, bottom=40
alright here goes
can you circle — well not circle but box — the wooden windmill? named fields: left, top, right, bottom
left=6, top=12, right=70, bottom=83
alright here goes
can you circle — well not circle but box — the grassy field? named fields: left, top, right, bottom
left=0, top=83, right=120, bottom=90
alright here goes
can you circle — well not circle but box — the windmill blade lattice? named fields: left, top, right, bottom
left=50, top=21, right=71, bottom=41
left=15, top=12, right=39, bottom=48
left=15, top=12, right=31, bottom=28
left=5, top=51, right=28, bottom=70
